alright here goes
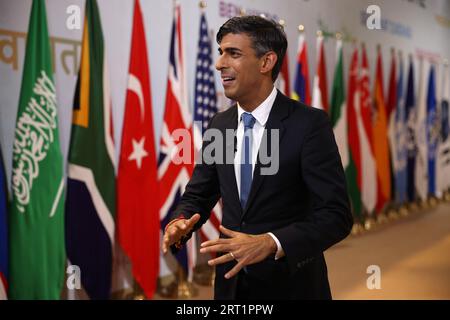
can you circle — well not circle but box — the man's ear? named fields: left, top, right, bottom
left=260, top=51, right=278, bottom=75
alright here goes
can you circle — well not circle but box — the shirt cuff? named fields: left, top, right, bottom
left=267, top=232, right=285, bottom=260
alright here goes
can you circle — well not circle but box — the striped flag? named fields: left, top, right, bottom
left=386, top=49, right=397, bottom=203
left=437, top=62, right=450, bottom=194
left=415, top=58, right=429, bottom=201
left=372, top=46, right=391, bottom=212
left=9, top=0, right=65, bottom=299
left=0, top=147, right=7, bottom=300
left=158, top=3, right=196, bottom=281
left=359, top=43, right=377, bottom=215
left=193, top=11, right=222, bottom=242
left=117, top=0, right=159, bottom=299
left=65, top=0, right=116, bottom=299
left=405, top=55, right=417, bottom=202
left=276, top=53, right=291, bottom=96
left=312, top=33, right=328, bottom=111
left=346, top=46, right=363, bottom=220
left=330, top=39, right=348, bottom=171
left=426, top=65, right=438, bottom=196
left=291, top=32, right=311, bottom=105
left=393, top=52, right=408, bottom=204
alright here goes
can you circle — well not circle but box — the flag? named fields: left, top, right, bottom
left=312, top=33, right=328, bottom=111
left=0, top=147, right=8, bottom=300
left=393, top=52, right=408, bottom=204
left=117, top=0, right=159, bottom=299
left=426, top=65, right=438, bottom=196
left=9, top=0, right=65, bottom=299
left=158, top=3, right=196, bottom=281
left=437, top=62, right=450, bottom=194
left=386, top=49, right=397, bottom=202
left=193, top=11, right=222, bottom=242
left=346, top=46, right=363, bottom=220
left=330, top=39, right=348, bottom=171
left=372, top=46, right=391, bottom=212
left=291, top=32, right=311, bottom=105
left=359, top=44, right=377, bottom=215
left=415, top=58, right=428, bottom=201
left=405, top=56, right=417, bottom=202
left=65, top=0, right=116, bottom=299
left=275, top=53, right=291, bottom=96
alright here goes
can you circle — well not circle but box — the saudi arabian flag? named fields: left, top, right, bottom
left=9, top=0, right=65, bottom=299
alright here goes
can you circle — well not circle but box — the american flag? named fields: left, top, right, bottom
left=158, top=3, right=196, bottom=281
left=193, top=12, right=223, bottom=242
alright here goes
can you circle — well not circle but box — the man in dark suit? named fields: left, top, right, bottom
left=162, top=15, right=353, bottom=300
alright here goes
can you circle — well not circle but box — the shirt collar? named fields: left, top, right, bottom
left=237, top=86, right=277, bottom=127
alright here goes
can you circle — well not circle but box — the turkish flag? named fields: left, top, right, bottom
left=117, top=0, right=159, bottom=299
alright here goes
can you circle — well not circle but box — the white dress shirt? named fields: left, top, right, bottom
left=234, top=86, right=284, bottom=260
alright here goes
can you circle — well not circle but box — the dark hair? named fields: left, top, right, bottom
left=216, top=15, right=288, bottom=82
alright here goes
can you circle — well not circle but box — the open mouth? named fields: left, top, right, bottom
left=221, top=76, right=236, bottom=86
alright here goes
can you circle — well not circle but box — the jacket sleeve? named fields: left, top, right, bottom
left=271, top=109, right=353, bottom=274
left=169, top=115, right=222, bottom=253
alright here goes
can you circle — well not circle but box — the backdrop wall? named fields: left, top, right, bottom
left=1, top=0, right=450, bottom=191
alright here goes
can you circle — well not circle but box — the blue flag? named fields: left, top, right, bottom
left=0, top=147, right=8, bottom=299
left=405, top=58, right=417, bottom=202
left=426, top=66, right=438, bottom=196
left=395, top=56, right=407, bottom=204
left=194, top=13, right=218, bottom=132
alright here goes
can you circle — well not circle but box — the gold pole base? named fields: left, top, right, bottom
left=444, top=191, right=450, bottom=202
left=176, top=279, right=198, bottom=299
left=157, top=279, right=178, bottom=299
left=193, top=264, right=215, bottom=287
left=409, top=202, right=419, bottom=212
left=376, top=213, right=389, bottom=225
left=387, top=209, right=400, bottom=221
left=157, top=267, right=199, bottom=299
left=399, top=205, right=409, bottom=217
left=351, top=223, right=365, bottom=235
left=428, top=197, right=438, bottom=208
left=364, top=218, right=376, bottom=231
left=419, top=199, right=430, bottom=210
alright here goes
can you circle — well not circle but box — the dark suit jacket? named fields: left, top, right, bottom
left=171, top=91, right=353, bottom=299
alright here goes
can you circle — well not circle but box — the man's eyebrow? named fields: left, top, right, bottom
left=218, top=47, right=243, bottom=54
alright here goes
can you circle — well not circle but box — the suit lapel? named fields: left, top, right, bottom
left=223, top=105, right=242, bottom=213
left=242, top=91, right=290, bottom=217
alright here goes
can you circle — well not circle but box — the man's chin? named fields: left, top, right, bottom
left=223, top=89, right=237, bottom=101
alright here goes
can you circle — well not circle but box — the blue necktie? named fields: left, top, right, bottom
left=240, top=112, right=256, bottom=209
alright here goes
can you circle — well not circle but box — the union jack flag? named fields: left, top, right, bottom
left=158, top=3, right=196, bottom=281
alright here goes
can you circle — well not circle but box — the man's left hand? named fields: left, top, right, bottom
left=199, top=225, right=277, bottom=279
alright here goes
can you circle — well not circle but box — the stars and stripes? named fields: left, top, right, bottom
left=193, top=12, right=222, bottom=242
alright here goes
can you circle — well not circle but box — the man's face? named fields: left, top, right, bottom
left=215, top=33, right=265, bottom=105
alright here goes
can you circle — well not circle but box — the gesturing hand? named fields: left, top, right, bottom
left=162, top=213, right=201, bottom=254
left=199, top=225, right=277, bottom=279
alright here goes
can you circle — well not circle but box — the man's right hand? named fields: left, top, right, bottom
left=162, top=213, right=201, bottom=254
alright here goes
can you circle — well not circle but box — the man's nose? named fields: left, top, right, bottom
left=215, top=54, right=225, bottom=71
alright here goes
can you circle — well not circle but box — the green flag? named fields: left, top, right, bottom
left=330, top=40, right=349, bottom=169
left=330, top=40, right=362, bottom=219
left=9, top=0, right=65, bottom=299
left=65, top=0, right=116, bottom=299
